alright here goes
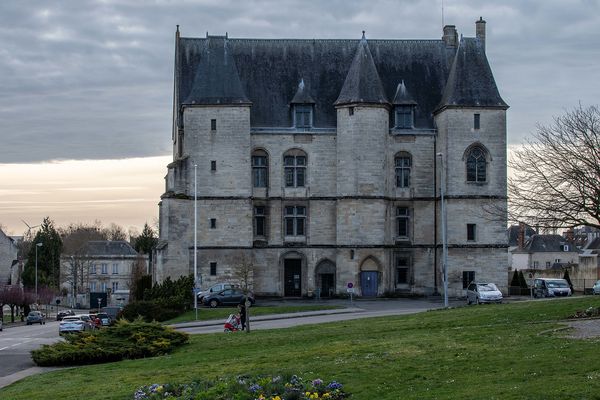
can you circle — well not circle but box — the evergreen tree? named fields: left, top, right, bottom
left=134, top=223, right=158, bottom=263
left=22, top=217, right=63, bottom=289
left=510, top=270, right=520, bottom=287
left=518, top=270, right=529, bottom=288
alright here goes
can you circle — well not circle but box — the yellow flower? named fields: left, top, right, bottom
left=323, top=393, right=331, bottom=398
left=273, top=396, right=282, bottom=400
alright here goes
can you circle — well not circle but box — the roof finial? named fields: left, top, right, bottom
left=361, top=30, right=366, bottom=41
left=176, top=25, right=179, bottom=33
left=299, top=78, right=305, bottom=90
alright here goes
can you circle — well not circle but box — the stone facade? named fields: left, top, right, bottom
left=0, top=229, right=18, bottom=285
left=156, top=20, right=509, bottom=297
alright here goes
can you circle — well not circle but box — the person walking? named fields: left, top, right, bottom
left=238, top=301, right=247, bottom=331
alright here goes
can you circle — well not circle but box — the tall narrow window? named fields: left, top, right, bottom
left=112, top=263, right=119, bottom=274
left=466, top=146, right=487, bottom=182
left=210, top=262, right=217, bottom=276
left=284, top=206, right=306, bottom=236
left=395, top=106, right=413, bottom=128
left=284, top=152, right=306, bottom=187
left=254, top=206, right=266, bottom=237
left=396, top=207, right=410, bottom=238
left=467, top=224, right=477, bottom=241
left=101, top=282, right=107, bottom=293
left=252, top=151, right=268, bottom=188
left=395, top=153, right=411, bottom=188
left=90, top=264, right=97, bottom=275
left=210, top=119, right=217, bottom=130
left=474, top=113, right=480, bottom=129
left=90, top=281, right=97, bottom=292
left=294, top=105, right=312, bottom=128
left=101, top=263, right=108, bottom=274
left=462, top=271, right=475, bottom=288
left=210, top=218, right=216, bottom=229
left=396, top=255, right=411, bottom=284
left=210, top=160, right=217, bottom=171
left=348, top=107, right=354, bottom=116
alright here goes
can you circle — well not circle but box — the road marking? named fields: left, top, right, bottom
left=0, top=338, right=35, bottom=351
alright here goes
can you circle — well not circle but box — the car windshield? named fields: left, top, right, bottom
left=547, top=281, right=568, bottom=288
left=477, top=283, right=498, bottom=291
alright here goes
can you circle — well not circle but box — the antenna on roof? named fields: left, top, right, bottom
left=176, top=24, right=179, bottom=33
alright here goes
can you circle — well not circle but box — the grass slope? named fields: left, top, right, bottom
left=2, top=297, right=600, bottom=399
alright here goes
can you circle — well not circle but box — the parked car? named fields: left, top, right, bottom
left=203, top=288, right=255, bottom=308
left=592, top=280, right=600, bottom=295
left=56, top=309, right=75, bottom=321
left=59, top=315, right=95, bottom=334
left=466, top=282, right=503, bottom=305
left=197, top=282, right=240, bottom=302
left=95, top=312, right=111, bottom=326
left=0, top=319, right=3, bottom=331
left=533, top=278, right=572, bottom=298
left=26, top=311, right=46, bottom=325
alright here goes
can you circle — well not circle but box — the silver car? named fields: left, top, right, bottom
left=59, top=315, right=94, bottom=334
left=466, top=282, right=503, bottom=305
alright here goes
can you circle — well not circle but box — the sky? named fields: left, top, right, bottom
left=1, top=0, right=599, bottom=236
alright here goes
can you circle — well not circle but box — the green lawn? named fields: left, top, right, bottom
left=164, top=304, right=343, bottom=324
left=2, top=297, right=600, bottom=399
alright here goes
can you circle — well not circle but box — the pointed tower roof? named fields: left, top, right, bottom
left=183, top=36, right=250, bottom=105
left=435, top=37, right=507, bottom=112
left=392, top=80, right=417, bottom=105
left=291, top=79, right=315, bottom=104
left=334, top=32, right=388, bottom=106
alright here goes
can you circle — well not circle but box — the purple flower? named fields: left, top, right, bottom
left=249, top=384, right=262, bottom=392
left=312, top=379, right=323, bottom=387
left=327, top=381, right=343, bottom=390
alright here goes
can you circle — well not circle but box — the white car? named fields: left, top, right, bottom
left=592, top=280, right=600, bottom=295
left=59, top=315, right=95, bottom=334
left=466, top=282, right=503, bottom=305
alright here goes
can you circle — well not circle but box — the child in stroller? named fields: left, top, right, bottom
left=223, top=313, right=241, bottom=332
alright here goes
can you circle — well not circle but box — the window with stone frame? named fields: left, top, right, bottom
left=112, top=263, right=119, bottom=274
left=284, top=205, right=306, bottom=236
left=466, top=145, right=487, bottom=182
left=396, top=207, right=410, bottom=238
left=90, top=281, right=97, bottom=292
left=284, top=150, right=307, bottom=187
left=252, top=150, right=269, bottom=188
left=101, top=263, right=108, bottom=274
left=396, top=254, right=411, bottom=284
left=294, top=105, right=312, bottom=128
left=474, top=113, right=481, bottom=130
left=101, top=282, right=107, bottom=293
left=254, top=205, right=266, bottom=237
left=395, top=106, right=413, bottom=128
left=395, top=152, right=411, bottom=188
left=90, top=264, right=97, bottom=275
left=112, top=281, right=119, bottom=292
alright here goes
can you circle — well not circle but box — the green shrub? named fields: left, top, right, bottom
left=31, top=319, right=188, bottom=366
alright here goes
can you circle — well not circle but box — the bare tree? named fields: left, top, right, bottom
left=509, top=105, right=600, bottom=230
left=128, top=254, right=149, bottom=301
left=231, top=255, right=255, bottom=294
left=104, top=223, right=128, bottom=241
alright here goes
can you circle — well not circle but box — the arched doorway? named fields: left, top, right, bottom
left=315, top=259, right=336, bottom=298
left=360, top=256, right=380, bottom=297
left=281, top=251, right=305, bottom=297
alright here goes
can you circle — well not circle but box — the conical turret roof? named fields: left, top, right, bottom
left=435, top=37, right=507, bottom=112
left=183, top=36, right=250, bottom=105
left=291, top=79, right=315, bottom=104
left=334, top=33, right=388, bottom=106
left=392, top=80, right=417, bottom=105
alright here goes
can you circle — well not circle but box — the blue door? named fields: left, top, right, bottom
left=360, top=271, right=378, bottom=297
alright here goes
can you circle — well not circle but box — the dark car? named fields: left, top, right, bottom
left=26, top=311, right=46, bottom=325
left=57, top=309, right=75, bottom=321
left=203, top=288, right=255, bottom=308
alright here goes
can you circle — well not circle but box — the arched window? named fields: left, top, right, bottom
left=466, top=145, right=487, bottom=182
left=283, top=149, right=307, bottom=187
left=395, top=152, right=411, bottom=188
left=251, top=149, right=268, bottom=188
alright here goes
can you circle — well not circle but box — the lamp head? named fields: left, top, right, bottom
left=36, top=242, right=43, bottom=247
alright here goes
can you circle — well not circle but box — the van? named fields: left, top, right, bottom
left=533, top=278, right=572, bottom=298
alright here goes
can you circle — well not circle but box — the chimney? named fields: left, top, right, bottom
left=442, top=25, right=458, bottom=47
left=518, top=222, right=525, bottom=249
left=476, top=17, right=486, bottom=50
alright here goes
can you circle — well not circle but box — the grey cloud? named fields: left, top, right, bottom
left=1, top=0, right=599, bottom=162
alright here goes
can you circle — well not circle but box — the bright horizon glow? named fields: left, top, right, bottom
left=0, top=156, right=170, bottom=236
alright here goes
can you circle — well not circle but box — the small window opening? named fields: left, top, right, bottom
left=210, top=218, right=216, bottom=229
left=211, top=119, right=217, bottom=130
left=211, top=160, right=216, bottom=171
left=474, top=114, right=480, bottom=130
left=210, top=262, right=217, bottom=276
left=348, top=107, right=354, bottom=116
left=467, top=224, right=477, bottom=241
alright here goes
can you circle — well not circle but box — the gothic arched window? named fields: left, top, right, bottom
left=466, top=146, right=487, bottom=182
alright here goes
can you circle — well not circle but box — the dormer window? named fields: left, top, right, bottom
left=294, top=105, right=313, bottom=128
left=395, top=106, right=413, bottom=129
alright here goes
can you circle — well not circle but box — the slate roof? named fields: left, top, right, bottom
left=585, top=237, right=600, bottom=250
left=334, top=36, right=388, bottom=106
left=392, top=80, right=417, bottom=105
left=519, top=234, right=577, bottom=253
left=436, top=37, right=507, bottom=111
left=506, top=224, right=537, bottom=247
left=85, top=241, right=138, bottom=257
left=290, top=79, right=315, bottom=104
left=176, top=32, right=506, bottom=129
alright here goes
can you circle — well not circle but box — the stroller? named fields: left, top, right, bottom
left=223, top=314, right=241, bottom=332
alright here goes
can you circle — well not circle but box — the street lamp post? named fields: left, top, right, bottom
left=194, top=163, right=198, bottom=321
left=35, top=242, right=43, bottom=303
left=437, top=153, right=449, bottom=308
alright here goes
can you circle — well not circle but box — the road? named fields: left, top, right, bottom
left=0, top=320, right=61, bottom=385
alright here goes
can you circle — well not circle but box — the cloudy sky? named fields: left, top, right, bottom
left=1, top=0, right=599, bottom=235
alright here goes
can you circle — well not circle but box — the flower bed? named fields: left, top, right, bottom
left=133, top=375, right=348, bottom=400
